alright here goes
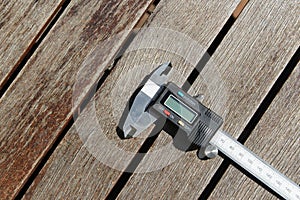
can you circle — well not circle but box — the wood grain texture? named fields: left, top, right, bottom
left=23, top=0, right=241, bottom=199
left=117, top=1, right=300, bottom=199
left=0, top=0, right=152, bottom=199
left=210, top=64, right=300, bottom=199
left=0, top=0, right=63, bottom=90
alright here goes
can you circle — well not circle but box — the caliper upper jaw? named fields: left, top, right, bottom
left=121, top=62, right=172, bottom=138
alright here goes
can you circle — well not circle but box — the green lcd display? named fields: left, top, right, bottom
left=164, top=95, right=197, bottom=123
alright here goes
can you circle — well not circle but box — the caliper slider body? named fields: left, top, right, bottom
left=150, top=82, right=223, bottom=150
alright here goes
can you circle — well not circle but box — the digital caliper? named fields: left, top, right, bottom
left=120, top=62, right=300, bottom=199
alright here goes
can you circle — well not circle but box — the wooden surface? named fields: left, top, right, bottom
left=24, top=0, right=242, bottom=199
left=0, top=0, right=62, bottom=89
left=209, top=64, right=300, bottom=199
left=0, top=0, right=152, bottom=199
left=117, top=0, right=300, bottom=199
left=0, top=0, right=299, bottom=199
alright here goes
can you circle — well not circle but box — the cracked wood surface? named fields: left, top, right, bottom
left=0, top=0, right=62, bottom=90
left=0, top=0, right=152, bottom=198
left=23, top=1, right=242, bottom=199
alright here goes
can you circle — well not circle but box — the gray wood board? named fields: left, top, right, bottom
left=209, top=64, right=300, bottom=199
left=117, top=1, right=300, bottom=199
left=23, top=0, right=241, bottom=199
left=0, top=0, right=62, bottom=89
left=0, top=0, right=152, bottom=198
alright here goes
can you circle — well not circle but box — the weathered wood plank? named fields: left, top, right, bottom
left=23, top=0, right=241, bottom=199
left=0, top=0, right=152, bottom=199
left=116, top=1, right=300, bottom=199
left=0, top=0, right=63, bottom=90
left=209, top=64, right=300, bottom=199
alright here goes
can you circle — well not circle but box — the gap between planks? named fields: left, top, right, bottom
left=0, top=0, right=71, bottom=97
left=14, top=0, right=159, bottom=199
left=0, top=0, right=154, bottom=199
left=233, top=0, right=249, bottom=18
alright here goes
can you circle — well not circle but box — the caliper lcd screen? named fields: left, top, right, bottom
left=164, top=95, right=197, bottom=123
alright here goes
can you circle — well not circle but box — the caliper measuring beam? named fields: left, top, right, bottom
left=119, top=62, right=300, bottom=200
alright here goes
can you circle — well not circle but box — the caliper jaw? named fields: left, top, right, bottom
left=121, top=62, right=172, bottom=138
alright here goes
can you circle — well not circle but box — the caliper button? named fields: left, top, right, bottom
left=163, top=109, right=171, bottom=116
left=178, top=120, right=185, bottom=127
left=177, top=91, right=184, bottom=97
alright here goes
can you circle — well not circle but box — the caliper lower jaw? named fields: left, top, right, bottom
left=123, top=114, right=157, bottom=138
left=122, top=62, right=172, bottom=138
